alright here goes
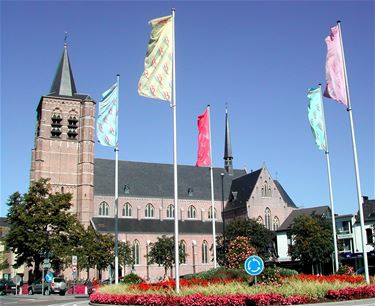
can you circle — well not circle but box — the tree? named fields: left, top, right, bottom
left=4, top=178, right=82, bottom=279
left=118, top=241, right=133, bottom=271
left=224, top=219, right=274, bottom=259
left=0, top=248, right=9, bottom=271
left=289, top=214, right=333, bottom=273
left=148, top=235, right=186, bottom=278
left=227, top=236, right=256, bottom=269
left=73, top=225, right=114, bottom=278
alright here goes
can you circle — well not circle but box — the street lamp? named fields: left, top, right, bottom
left=192, top=240, right=197, bottom=275
left=220, top=173, right=226, bottom=266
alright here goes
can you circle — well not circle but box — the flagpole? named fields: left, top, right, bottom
left=207, top=105, right=217, bottom=268
left=114, top=74, right=120, bottom=285
left=319, top=84, right=339, bottom=273
left=171, top=8, right=180, bottom=293
left=337, top=21, right=369, bottom=284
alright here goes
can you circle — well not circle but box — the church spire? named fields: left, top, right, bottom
left=224, top=106, right=233, bottom=175
left=49, top=35, right=77, bottom=97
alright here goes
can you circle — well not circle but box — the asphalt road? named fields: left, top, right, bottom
left=0, top=294, right=90, bottom=306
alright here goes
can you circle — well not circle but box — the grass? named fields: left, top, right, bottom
left=98, top=279, right=364, bottom=298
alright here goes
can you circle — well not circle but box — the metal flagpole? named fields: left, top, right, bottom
left=337, top=21, right=369, bottom=284
left=207, top=105, right=217, bottom=268
left=171, top=8, right=180, bottom=293
left=319, top=84, right=339, bottom=273
left=114, top=74, right=120, bottom=285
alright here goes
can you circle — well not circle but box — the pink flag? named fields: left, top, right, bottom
left=196, top=108, right=211, bottom=167
left=323, top=25, right=348, bottom=106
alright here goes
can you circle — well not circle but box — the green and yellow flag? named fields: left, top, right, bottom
left=307, top=87, right=327, bottom=151
left=138, top=15, right=173, bottom=102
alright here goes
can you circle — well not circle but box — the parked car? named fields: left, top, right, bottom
left=0, top=279, right=17, bottom=295
left=355, top=265, right=375, bottom=276
left=28, top=276, right=67, bottom=295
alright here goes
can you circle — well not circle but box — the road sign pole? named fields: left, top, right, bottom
left=254, top=276, right=257, bottom=286
left=42, top=269, right=45, bottom=295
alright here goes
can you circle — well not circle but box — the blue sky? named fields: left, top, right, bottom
left=1, top=1, right=374, bottom=217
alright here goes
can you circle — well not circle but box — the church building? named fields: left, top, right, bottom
left=29, top=43, right=298, bottom=280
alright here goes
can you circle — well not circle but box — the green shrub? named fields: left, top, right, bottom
left=257, top=267, right=282, bottom=285
left=122, top=273, right=143, bottom=284
left=278, top=267, right=299, bottom=277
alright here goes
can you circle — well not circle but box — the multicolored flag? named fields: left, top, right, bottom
left=308, top=87, right=327, bottom=151
left=196, top=108, right=211, bottom=167
left=138, top=15, right=173, bottom=102
left=97, top=83, right=118, bottom=148
left=323, top=25, right=347, bottom=106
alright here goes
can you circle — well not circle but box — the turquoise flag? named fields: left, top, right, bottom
left=97, top=83, right=118, bottom=148
left=307, top=87, right=327, bottom=151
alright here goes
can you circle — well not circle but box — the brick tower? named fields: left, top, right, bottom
left=30, top=42, right=95, bottom=225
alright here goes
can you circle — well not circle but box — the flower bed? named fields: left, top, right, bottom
left=289, top=274, right=365, bottom=284
left=90, top=292, right=313, bottom=305
left=90, top=275, right=375, bottom=305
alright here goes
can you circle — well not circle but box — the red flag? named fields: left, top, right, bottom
left=323, top=25, right=348, bottom=106
left=196, top=108, right=211, bottom=167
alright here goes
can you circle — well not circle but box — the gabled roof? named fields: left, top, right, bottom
left=274, top=180, right=297, bottom=208
left=357, top=198, right=375, bottom=223
left=94, top=159, right=246, bottom=201
left=92, top=217, right=223, bottom=234
left=225, top=169, right=262, bottom=210
left=277, top=205, right=330, bottom=231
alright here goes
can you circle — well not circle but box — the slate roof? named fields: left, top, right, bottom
left=357, top=198, right=375, bottom=223
left=277, top=206, right=330, bottom=231
left=225, top=169, right=262, bottom=210
left=94, top=159, right=246, bottom=201
left=92, top=217, right=223, bottom=234
left=274, top=180, right=297, bottom=208
left=47, top=44, right=93, bottom=101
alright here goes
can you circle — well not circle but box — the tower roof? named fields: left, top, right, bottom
left=224, top=108, right=233, bottom=159
left=49, top=44, right=77, bottom=97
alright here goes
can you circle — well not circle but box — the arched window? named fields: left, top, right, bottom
left=273, top=216, right=280, bottom=231
left=268, top=185, right=272, bottom=197
left=122, top=203, right=132, bottom=217
left=99, top=202, right=109, bottom=216
left=166, top=204, right=175, bottom=219
left=67, top=111, right=78, bottom=140
left=262, top=181, right=270, bottom=197
left=256, top=216, right=263, bottom=224
left=208, top=207, right=217, bottom=219
left=180, top=240, right=186, bottom=264
left=145, top=203, right=154, bottom=218
left=132, top=240, right=140, bottom=265
left=202, top=241, right=208, bottom=264
left=265, top=208, right=271, bottom=230
left=187, top=205, right=196, bottom=219
left=51, top=109, right=62, bottom=138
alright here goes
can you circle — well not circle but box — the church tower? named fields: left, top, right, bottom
left=30, top=41, right=95, bottom=225
left=224, top=107, right=233, bottom=175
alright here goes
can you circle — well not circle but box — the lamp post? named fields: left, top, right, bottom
left=220, top=173, right=226, bottom=266
left=192, top=240, right=197, bottom=275
left=146, top=240, right=150, bottom=281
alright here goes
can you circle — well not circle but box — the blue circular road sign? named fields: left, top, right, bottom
left=45, top=272, right=54, bottom=283
left=244, top=255, right=264, bottom=276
